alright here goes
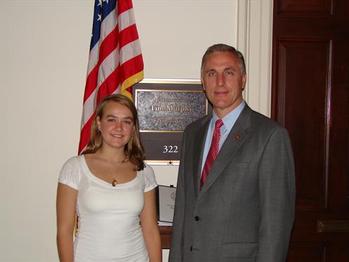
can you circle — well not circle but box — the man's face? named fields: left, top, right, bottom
left=201, top=51, right=246, bottom=118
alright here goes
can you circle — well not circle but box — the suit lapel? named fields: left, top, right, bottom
left=192, top=116, right=211, bottom=197
left=199, top=105, right=252, bottom=196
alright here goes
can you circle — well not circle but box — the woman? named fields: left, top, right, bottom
left=56, top=94, right=162, bottom=262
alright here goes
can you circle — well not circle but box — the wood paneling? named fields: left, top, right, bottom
left=327, top=39, right=349, bottom=212
left=287, top=242, right=325, bottom=262
left=277, top=40, right=330, bottom=210
left=160, top=226, right=172, bottom=249
left=273, top=0, right=349, bottom=261
left=277, top=0, right=332, bottom=15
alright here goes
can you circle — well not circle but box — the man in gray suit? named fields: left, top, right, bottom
left=169, top=44, right=295, bottom=262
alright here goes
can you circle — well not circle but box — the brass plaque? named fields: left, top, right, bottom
left=134, top=81, right=209, bottom=163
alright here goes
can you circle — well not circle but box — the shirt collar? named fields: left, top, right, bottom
left=211, top=100, right=246, bottom=133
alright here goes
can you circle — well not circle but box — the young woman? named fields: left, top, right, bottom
left=56, top=94, right=161, bottom=262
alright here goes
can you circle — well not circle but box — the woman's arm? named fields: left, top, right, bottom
left=56, top=183, right=77, bottom=262
left=140, top=189, right=162, bottom=262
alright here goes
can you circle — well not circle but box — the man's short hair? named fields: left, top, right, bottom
left=201, top=43, right=246, bottom=75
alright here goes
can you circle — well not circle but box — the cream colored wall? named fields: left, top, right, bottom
left=0, top=0, right=272, bottom=261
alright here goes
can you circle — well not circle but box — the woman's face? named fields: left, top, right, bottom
left=97, top=101, right=135, bottom=150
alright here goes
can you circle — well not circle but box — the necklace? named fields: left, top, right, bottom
left=110, top=158, right=128, bottom=187
left=96, top=155, right=128, bottom=187
left=112, top=178, right=118, bottom=187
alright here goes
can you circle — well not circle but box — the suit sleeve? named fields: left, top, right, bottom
left=169, top=130, right=187, bottom=262
left=257, top=127, right=296, bottom=262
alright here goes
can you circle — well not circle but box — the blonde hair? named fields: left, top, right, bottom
left=82, top=94, right=145, bottom=170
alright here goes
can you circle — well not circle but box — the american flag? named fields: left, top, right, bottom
left=78, top=0, right=144, bottom=154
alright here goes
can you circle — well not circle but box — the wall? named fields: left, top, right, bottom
left=0, top=0, right=272, bottom=261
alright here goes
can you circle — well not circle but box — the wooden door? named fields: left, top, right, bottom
left=272, top=0, right=349, bottom=261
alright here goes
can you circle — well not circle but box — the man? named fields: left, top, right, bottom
left=169, top=44, right=295, bottom=262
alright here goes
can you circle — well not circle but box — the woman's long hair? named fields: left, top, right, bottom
left=82, top=94, right=145, bottom=170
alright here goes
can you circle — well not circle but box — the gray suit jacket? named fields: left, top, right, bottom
left=169, top=105, right=295, bottom=262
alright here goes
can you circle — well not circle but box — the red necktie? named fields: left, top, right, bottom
left=200, top=119, right=223, bottom=189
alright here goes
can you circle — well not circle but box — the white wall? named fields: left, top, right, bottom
left=0, top=0, right=272, bottom=261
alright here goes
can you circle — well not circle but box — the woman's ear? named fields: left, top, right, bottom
left=96, top=116, right=101, bottom=131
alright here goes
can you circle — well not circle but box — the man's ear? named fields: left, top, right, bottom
left=242, top=74, right=247, bottom=91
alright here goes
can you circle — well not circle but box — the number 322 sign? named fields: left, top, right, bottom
left=162, top=145, right=179, bottom=154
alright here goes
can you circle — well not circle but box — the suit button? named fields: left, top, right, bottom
left=190, top=246, right=193, bottom=251
left=194, top=216, right=200, bottom=221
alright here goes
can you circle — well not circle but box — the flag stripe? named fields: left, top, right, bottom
left=118, top=0, right=134, bottom=14
left=118, top=9, right=136, bottom=32
left=96, top=70, right=120, bottom=105
left=120, top=25, right=139, bottom=50
left=120, top=54, right=144, bottom=81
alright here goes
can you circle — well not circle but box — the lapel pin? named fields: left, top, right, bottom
left=233, top=133, right=241, bottom=140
